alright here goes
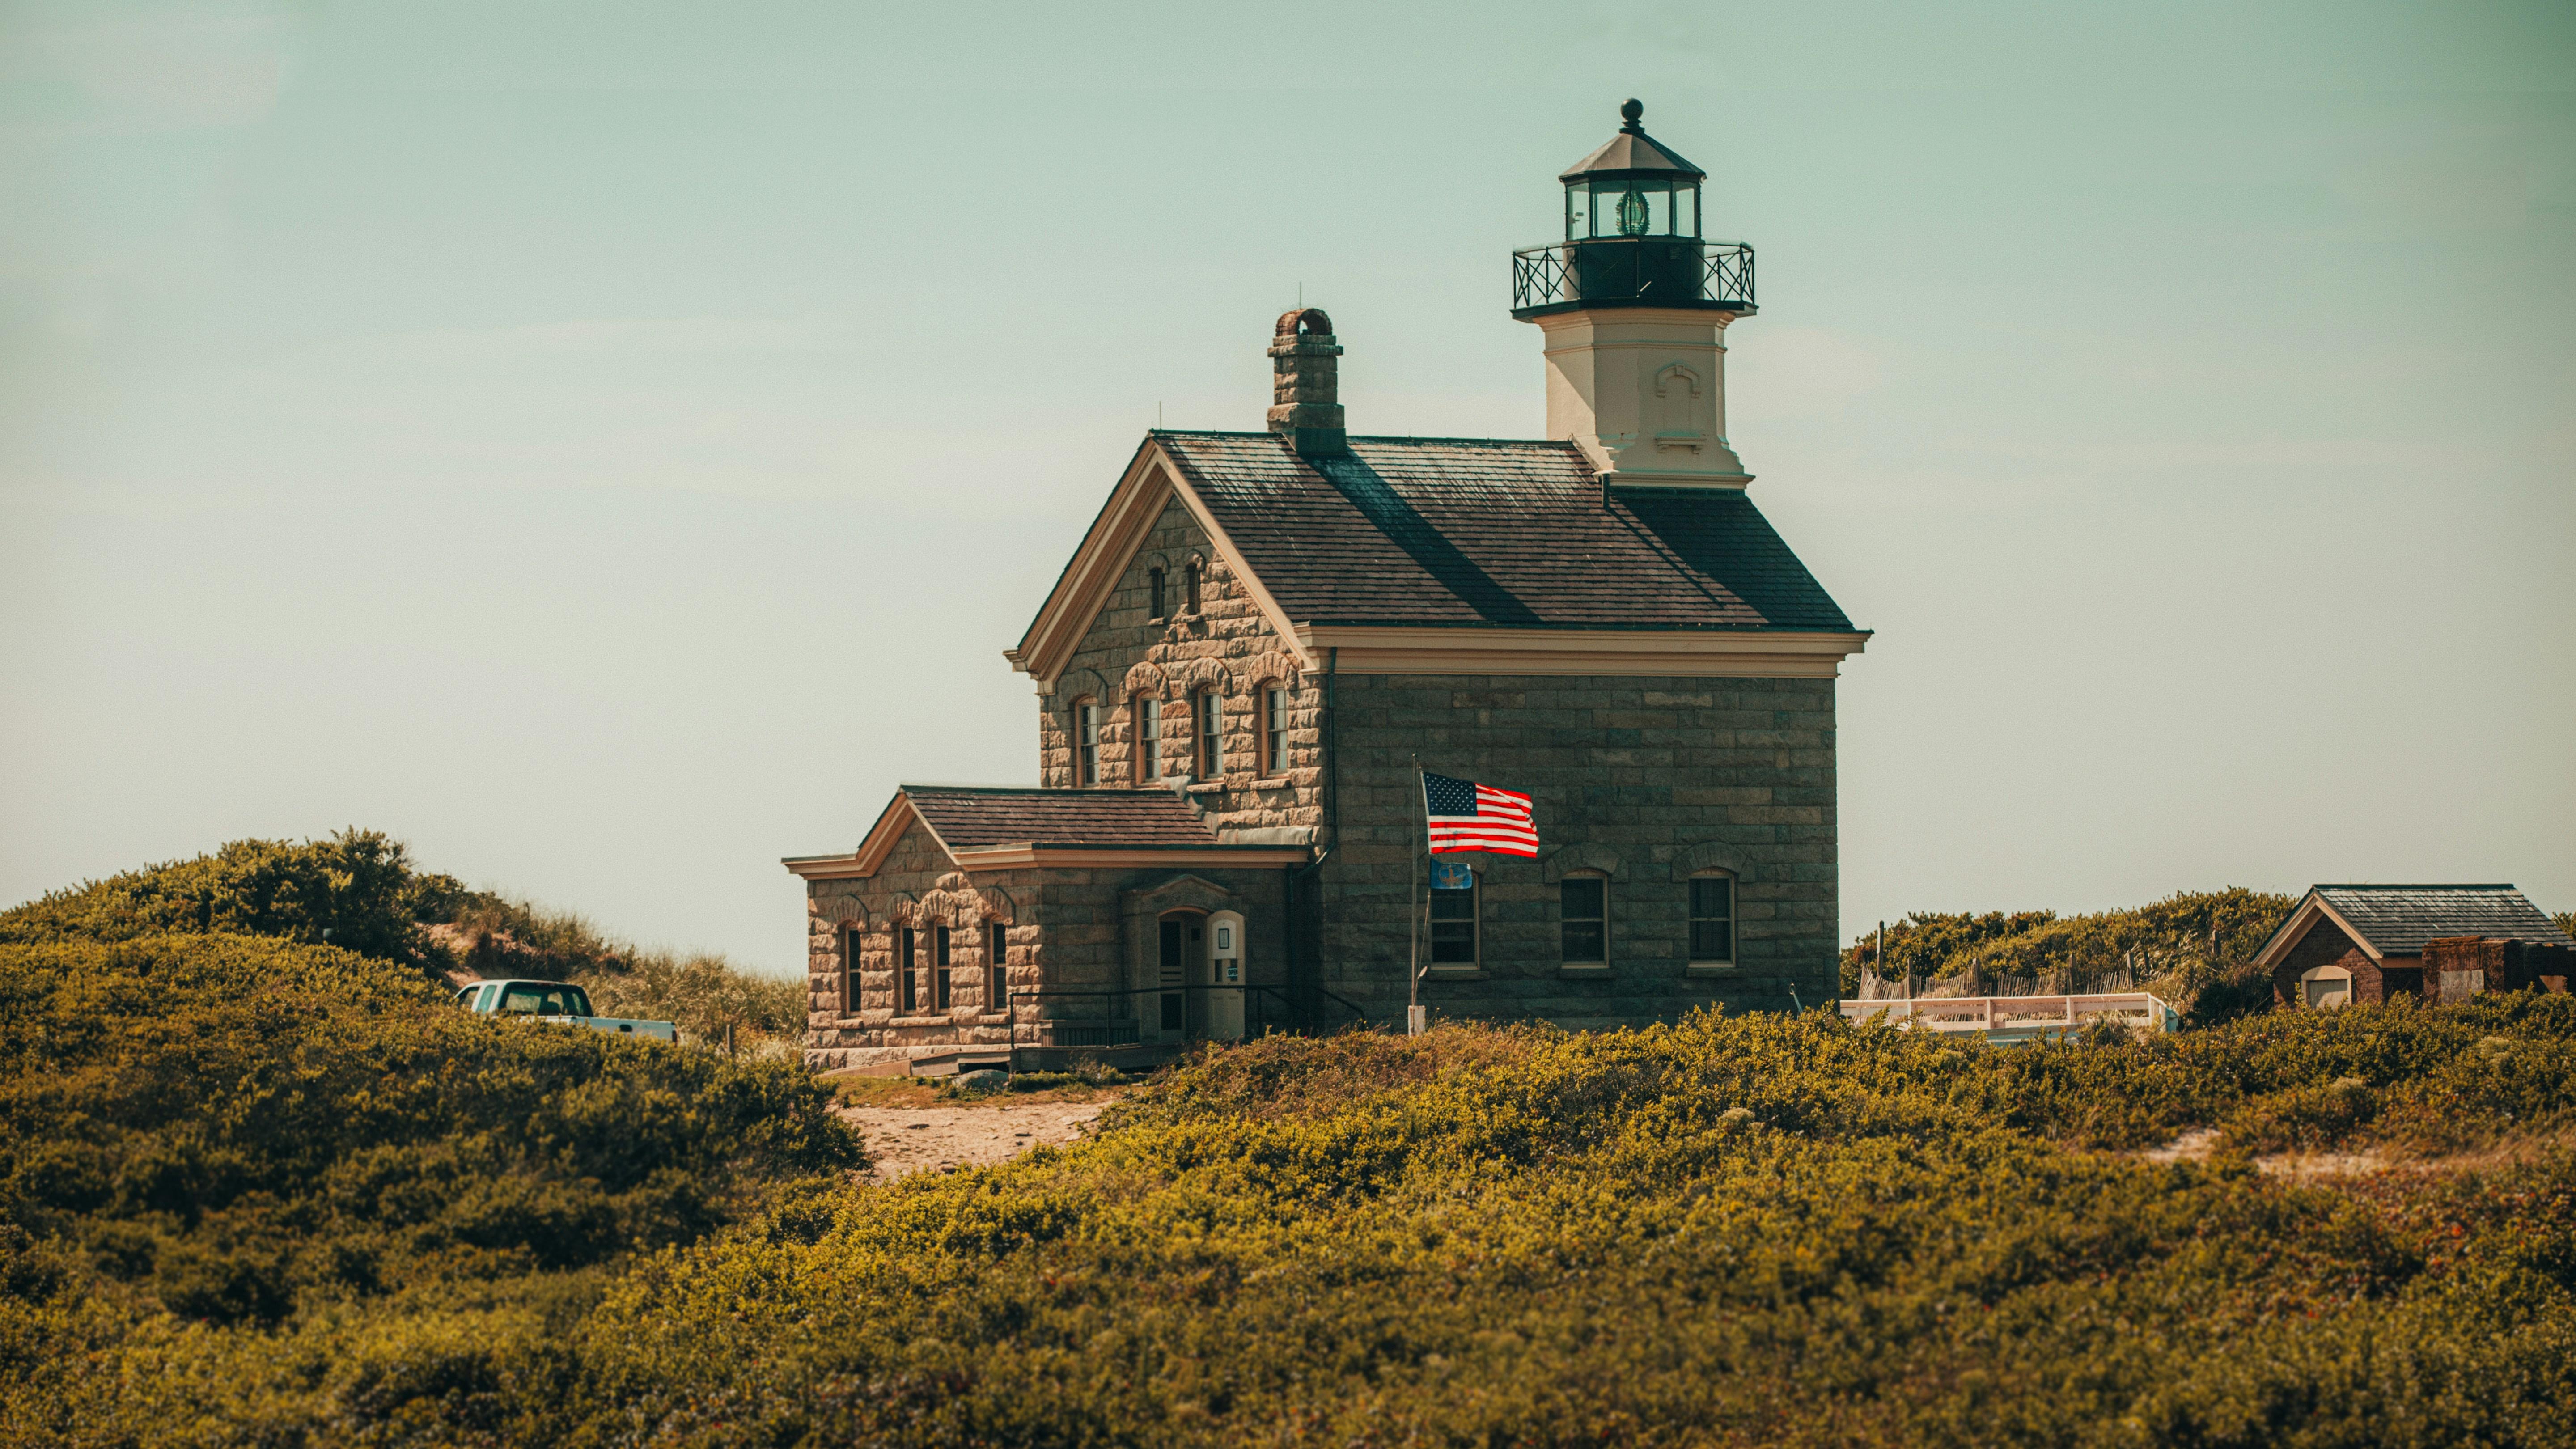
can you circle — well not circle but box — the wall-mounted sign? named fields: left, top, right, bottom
left=1430, top=860, right=1474, bottom=891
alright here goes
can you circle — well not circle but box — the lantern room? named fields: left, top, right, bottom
left=1562, top=99, right=1703, bottom=241
left=1513, top=99, right=1755, bottom=319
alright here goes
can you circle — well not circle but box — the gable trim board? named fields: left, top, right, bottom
left=2252, top=894, right=2384, bottom=970
left=1008, top=438, right=1314, bottom=693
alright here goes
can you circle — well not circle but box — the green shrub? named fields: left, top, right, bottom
left=0, top=830, right=458, bottom=971
left=1841, top=887, right=2299, bottom=1006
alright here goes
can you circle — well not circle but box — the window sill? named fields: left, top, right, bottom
left=1558, top=963, right=1612, bottom=977
left=1184, top=781, right=1227, bottom=795
left=888, top=1014, right=966, bottom=1026
left=1251, top=776, right=1290, bottom=790
left=1686, top=962, right=1739, bottom=977
left=1424, top=966, right=1485, bottom=979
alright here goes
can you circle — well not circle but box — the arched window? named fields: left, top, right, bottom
left=898, top=926, right=918, bottom=1013
left=1193, top=686, right=1221, bottom=779
left=1075, top=699, right=1101, bottom=786
left=934, top=924, right=954, bottom=1010
left=987, top=920, right=1009, bottom=1012
left=1560, top=872, right=1608, bottom=964
left=840, top=924, right=862, bottom=1014
left=1147, top=567, right=1166, bottom=621
left=1184, top=560, right=1203, bottom=614
left=1259, top=683, right=1289, bottom=776
left=1134, top=694, right=1163, bottom=782
left=1689, top=873, right=1735, bottom=964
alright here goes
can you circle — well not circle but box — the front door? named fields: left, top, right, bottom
left=1204, top=910, right=1246, bottom=1041
left=1157, top=915, right=1199, bottom=1040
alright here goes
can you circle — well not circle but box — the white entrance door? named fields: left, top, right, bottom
left=1205, top=910, right=1246, bottom=1042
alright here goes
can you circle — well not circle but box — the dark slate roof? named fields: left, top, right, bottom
left=2313, top=885, right=2574, bottom=953
left=1157, top=432, right=1852, bottom=631
left=906, top=786, right=1219, bottom=849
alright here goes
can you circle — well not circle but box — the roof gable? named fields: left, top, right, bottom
left=1007, top=436, right=1309, bottom=691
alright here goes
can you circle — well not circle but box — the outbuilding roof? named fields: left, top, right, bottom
left=2255, top=883, right=2573, bottom=967
left=903, top=785, right=1217, bottom=848
left=1155, top=431, right=1852, bottom=631
left=2308, top=885, right=2572, bottom=954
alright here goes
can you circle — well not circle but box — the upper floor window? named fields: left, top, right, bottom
left=1147, top=567, right=1167, bottom=621
left=1561, top=874, right=1608, bottom=964
left=1135, top=695, right=1163, bottom=782
left=1430, top=866, right=1479, bottom=965
left=1075, top=700, right=1101, bottom=786
left=1261, top=685, right=1289, bottom=775
left=1184, top=560, right=1203, bottom=614
left=898, top=927, right=918, bottom=1013
left=988, top=921, right=1009, bottom=1011
left=1689, top=874, right=1735, bottom=963
left=1194, top=687, right=1221, bottom=779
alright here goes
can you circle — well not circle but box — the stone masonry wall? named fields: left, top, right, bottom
left=1036, top=497, right=1321, bottom=841
left=2270, top=919, right=2408, bottom=1008
left=804, top=819, right=1043, bottom=1071
left=1317, top=673, right=1840, bottom=1029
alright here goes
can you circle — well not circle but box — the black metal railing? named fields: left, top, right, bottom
left=1004, top=983, right=1377, bottom=1067
left=1510, top=239, right=1755, bottom=315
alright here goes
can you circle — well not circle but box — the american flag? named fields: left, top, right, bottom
left=1422, top=771, right=1538, bottom=856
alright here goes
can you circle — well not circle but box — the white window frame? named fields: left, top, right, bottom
left=1075, top=700, right=1101, bottom=786
left=1560, top=870, right=1610, bottom=966
left=1136, top=695, right=1163, bottom=782
left=1261, top=685, right=1288, bottom=775
left=1688, top=872, right=1736, bottom=966
left=2299, top=964, right=2352, bottom=1009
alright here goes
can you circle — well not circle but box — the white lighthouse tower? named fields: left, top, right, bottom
left=1511, top=99, right=1758, bottom=490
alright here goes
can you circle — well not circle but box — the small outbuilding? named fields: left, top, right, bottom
left=2253, top=884, right=2574, bottom=1009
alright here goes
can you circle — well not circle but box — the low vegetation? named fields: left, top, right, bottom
left=0, top=835, right=859, bottom=1446
left=1840, top=887, right=2299, bottom=1017
left=10, top=844, right=2576, bottom=1445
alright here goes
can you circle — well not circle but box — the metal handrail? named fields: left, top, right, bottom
left=1003, top=983, right=1375, bottom=1068
left=1510, top=238, right=1755, bottom=314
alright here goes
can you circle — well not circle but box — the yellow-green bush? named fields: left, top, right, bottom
left=14, top=836, right=2576, bottom=1446
left=0, top=847, right=864, bottom=1449
left=523, top=1000, right=2576, bottom=1448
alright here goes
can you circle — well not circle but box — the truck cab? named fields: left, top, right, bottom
left=453, top=979, right=679, bottom=1042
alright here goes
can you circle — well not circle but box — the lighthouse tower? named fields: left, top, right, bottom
left=1510, top=99, right=1757, bottom=490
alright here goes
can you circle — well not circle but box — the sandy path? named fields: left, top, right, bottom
left=841, top=1099, right=1110, bottom=1182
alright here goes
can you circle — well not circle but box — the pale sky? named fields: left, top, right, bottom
left=6, top=0, right=2572, bottom=975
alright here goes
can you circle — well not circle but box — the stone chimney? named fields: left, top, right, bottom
left=1266, top=308, right=1347, bottom=457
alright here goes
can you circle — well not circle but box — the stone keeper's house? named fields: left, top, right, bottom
left=789, top=103, right=1870, bottom=1071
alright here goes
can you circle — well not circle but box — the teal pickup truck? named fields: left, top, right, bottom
left=453, top=978, right=679, bottom=1042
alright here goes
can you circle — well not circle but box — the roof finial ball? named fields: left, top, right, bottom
left=1619, top=97, right=1644, bottom=133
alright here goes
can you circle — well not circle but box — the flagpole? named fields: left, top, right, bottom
left=1409, top=765, right=1423, bottom=1032
left=1409, top=761, right=1430, bottom=1035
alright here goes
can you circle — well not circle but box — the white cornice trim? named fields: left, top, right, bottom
left=782, top=852, right=870, bottom=880
left=1289, top=626, right=1870, bottom=678
left=1008, top=437, right=1316, bottom=693
left=946, top=844, right=1313, bottom=872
